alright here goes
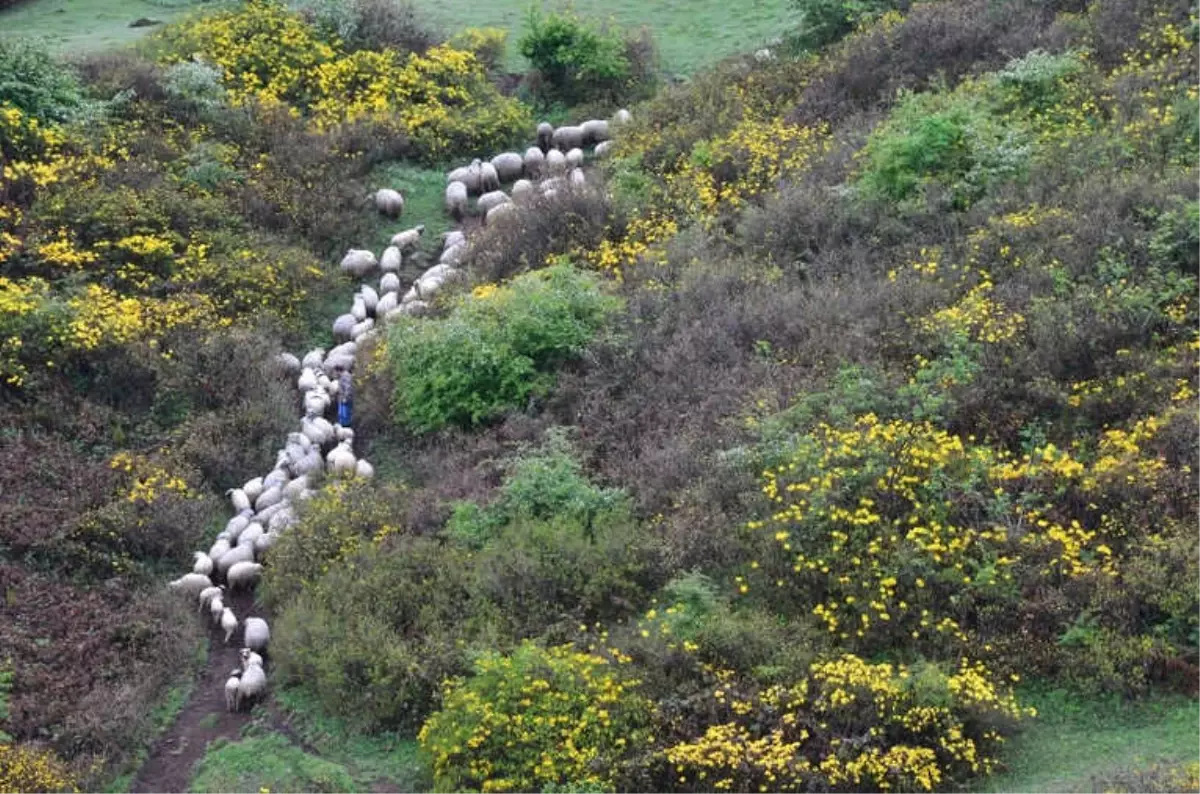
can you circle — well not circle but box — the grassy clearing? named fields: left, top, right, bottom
left=188, top=733, right=355, bottom=793
left=274, top=685, right=432, bottom=791
left=975, top=688, right=1200, bottom=793
left=0, top=0, right=226, bottom=53
left=414, top=0, right=794, bottom=75
left=366, top=161, right=455, bottom=257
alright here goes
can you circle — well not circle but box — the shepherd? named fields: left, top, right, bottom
left=336, top=365, right=353, bottom=427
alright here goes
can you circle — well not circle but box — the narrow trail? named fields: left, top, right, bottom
left=129, top=590, right=262, bottom=794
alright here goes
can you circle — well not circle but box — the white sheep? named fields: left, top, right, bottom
left=236, top=522, right=264, bottom=549
left=275, top=352, right=301, bottom=375
left=198, top=585, right=224, bottom=614
left=227, top=561, right=263, bottom=593
left=220, top=607, right=238, bottom=643
left=523, top=146, right=545, bottom=178
left=440, top=243, right=466, bottom=266
left=537, top=121, right=554, bottom=152
left=393, top=300, right=429, bottom=318
left=380, top=272, right=400, bottom=294
left=253, top=531, right=277, bottom=558
left=326, top=441, right=356, bottom=476
left=443, top=230, right=466, bottom=250
left=242, top=477, right=264, bottom=503
left=360, top=285, right=379, bottom=315
left=477, top=190, right=511, bottom=215
left=565, top=147, right=584, bottom=169
left=234, top=663, right=267, bottom=711
left=512, top=179, right=534, bottom=201
left=188, top=551, right=212, bottom=577
left=297, top=368, right=319, bottom=392
left=254, top=486, right=282, bottom=512
left=376, top=291, right=399, bottom=317
left=282, top=476, right=308, bottom=501
left=269, top=503, right=297, bottom=531
left=594, top=140, right=614, bottom=159
left=552, top=125, right=584, bottom=151
left=241, top=648, right=264, bottom=671
left=481, top=160, right=501, bottom=192
left=293, top=450, right=324, bottom=478
left=545, top=148, right=567, bottom=175
left=208, top=538, right=232, bottom=562
left=243, top=617, right=270, bottom=653
left=612, top=108, right=632, bottom=125
left=486, top=202, right=516, bottom=226
left=228, top=488, right=251, bottom=513
left=332, top=314, right=356, bottom=341
left=263, top=468, right=290, bottom=490
left=350, top=318, right=374, bottom=341
left=224, top=673, right=241, bottom=712
left=304, top=389, right=331, bottom=417
left=217, top=543, right=255, bottom=577
left=209, top=594, right=225, bottom=625
left=355, top=459, right=375, bottom=479
left=390, top=225, right=425, bottom=251
left=335, top=425, right=354, bottom=442
left=374, top=188, right=404, bottom=217
left=569, top=168, right=586, bottom=187
left=380, top=245, right=401, bottom=273
left=168, top=573, right=212, bottom=598
left=491, top=152, right=524, bottom=183
left=351, top=295, right=368, bottom=322
left=445, top=181, right=468, bottom=220
left=301, top=416, right=334, bottom=447
left=581, top=119, right=610, bottom=145
left=447, top=159, right=482, bottom=193
left=301, top=348, right=325, bottom=370
left=340, top=249, right=377, bottom=278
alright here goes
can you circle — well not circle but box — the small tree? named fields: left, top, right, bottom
left=519, top=7, right=630, bottom=106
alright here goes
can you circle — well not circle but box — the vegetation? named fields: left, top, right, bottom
left=188, top=734, right=354, bottom=793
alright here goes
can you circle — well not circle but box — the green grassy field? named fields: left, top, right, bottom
left=0, top=0, right=224, bottom=53
left=1, top=0, right=793, bottom=74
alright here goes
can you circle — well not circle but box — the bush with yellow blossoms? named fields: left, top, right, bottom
left=0, top=743, right=79, bottom=793
left=419, top=642, right=654, bottom=793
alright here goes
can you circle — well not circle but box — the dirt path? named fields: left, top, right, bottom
left=129, top=590, right=263, bottom=794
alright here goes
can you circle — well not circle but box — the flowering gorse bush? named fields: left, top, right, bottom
left=0, top=743, right=78, bottom=793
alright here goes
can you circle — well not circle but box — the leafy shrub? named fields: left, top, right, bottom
left=0, top=38, right=86, bottom=123
left=292, top=0, right=440, bottom=54
left=388, top=263, right=620, bottom=432
left=449, top=27, right=508, bottom=73
left=519, top=9, right=634, bottom=106
left=788, top=0, right=904, bottom=53
left=161, top=58, right=228, bottom=113
left=419, top=642, right=654, bottom=793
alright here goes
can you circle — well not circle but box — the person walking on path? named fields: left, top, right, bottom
left=337, top=366, right=353, bottom=427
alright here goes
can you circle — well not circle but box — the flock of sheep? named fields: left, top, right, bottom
left=164, top=108, right=630, bottom=714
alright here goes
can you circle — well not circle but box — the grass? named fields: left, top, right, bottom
left=273, top=685, right=432, bottom=791
left=0, top=0, right=228, bottom=53
left=188, top=733, right=355, bottom=793
left=974, top=687, right=1200, bottom=793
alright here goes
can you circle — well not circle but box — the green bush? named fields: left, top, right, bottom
left=788, top=0, right=903, bottom=53
left=519, top=8, right=632, bottom=106
left=419, top=641, right=654, bottom=793
left=388, top=263, right=620, bottom=433
left=0, top=38, right=87, bottom=122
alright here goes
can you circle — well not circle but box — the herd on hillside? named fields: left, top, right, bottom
left=165, top=109, right=631, bottom=713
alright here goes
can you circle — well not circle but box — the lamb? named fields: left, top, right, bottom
left=477, top=190, right=510, bottom=215
left=275, top=352, right=301, bottom=375
left=189, top=552, right=212, bottom=577
left=380, top=272, right=400, bottom=294
left=227, top=561, right=264, bottom=593
left=552, top=125, right=584, bottom=151
left=565, top=147, right=584, bottom=169
left=612, top=108, right=632, bottom=125
left=523, top=146, right=545, bottom=178
left=374, top=188, right=404, bottom=217
left=228, top=488, right=251, bottom=513
left=545, top=148, right=567, bottom=175
left=198, top=585, right=224, bottom=614
left=391, top=225, right=425, bottom=251
left=490, top=152, right=524, bottom=183
left=224, top=673, right=241, bottom=712
left=594, top=140, right=614, bottom=159
left=326, top=441, right=356, bottom=476
left=581, top=118, right=610, bottom=145
left=240, top=648, right=264, bottom=672
left=243, top=617, right=270, bottom=653
left=332, top=313, right=356, bottom=341
left=220, top=607, right=238, bottom=643
left=302, top=348, right=324, bottom=370
left=537, top=121, right=554, bottom=152
left=355, top=459, right=375, bottom=479
left=233, top=663, right=267, bottom=711
left=168, top=573, right=212, bottom=598
left=512, top=179, right=534, bottom=201
left=379, top=245, right=401, bottom=274
left=445, top=181, right=468, bottom=220
left=340, top=249, right=377, bottom=278
left=359, top=285, right=379, bottom=316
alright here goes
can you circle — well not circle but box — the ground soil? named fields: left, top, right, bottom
left=129, top=589, right=263, bottom=794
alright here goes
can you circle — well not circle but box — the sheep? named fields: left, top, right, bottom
left=376, top=291, right=399, bottom=317
left=447, top=159, right=482, bottom=193
left=301, top=416, right=334, bottom=447
left=168, top=573, right=212, bottom=598
left=443, top=230, right=466, bottom=250
left=241, top=648, right=264, bottom=672
left=540, top=175, right=566, bottom=194
left=440, top=242, right=466, bottom=266
left=360, top=285, right=379, bottom=316
left=243, top=617, right=270, bottom=653
left=512, top=179, right=534, bottom=201
left=569, top=167, right=586, bottom=187
left=537, top=121, right=554, bottom=152
left=374, top=188, right=404, bottom=217
left=351, top=295, right=368, bottom=322
left=217, top=543, right=255, bottom=577
left=241, top=477, right=265, bottom=503
left=297, top=368, right=319, bottom=392
left=490, top=152, right=524, bottom=183
left=224, top=673, right=241, bottom=712
left=255, top=485, right=282, bottom=512
left=236, top=522, right=264, bottom=549
left=269, top=505, right=297, bottom=532
left=545, top=148, right=567, bottom=175
left=228, top=488, right=251, bottom=513
left=327, top=441, right=356, bottom=476
left=612, top=108, right=632, bottom=125
left=209, top=595, right=225, bottom=625
left=340, top=249, right=377, bottom=278
left=263, top=468, right=290, bottom=490
left=443, top=180, right=469, bottom=220
left=227, top=561, right=263, bottom=593
left=255, top=504, right=286, bottom=528
left=565, top=147, right=584, bottom=169
left=301, top=348, right=325, bottom=370
left=581, top=118, right=610, bottom=145
left=253, top=531, right=277, bottom=558
left=234, top=662, right=267, bottom=711
left=477, top=190, right=511, bottom=215
left=391, top=224, right=426, bottom=251
left=332, top=314, right=356, bottom=341
left=355, top=459, right=375, bottom=479
left=380, top=272, right=400, bottom=294
left=192, top=552, right=214, bottom=577
left=478, top=161, right=500, bottom=193
left=329, top=340, right=357, bottom=360
left=304, top=389, right=331, bottom=417
left=199, top=585, right=224, bottom=614
left=351, top=318, right=374, bottom=341
left=552, top=125, right=584, bottom=151
left=486, top=201, right=516, bottom=227
left=397, top=300, right=429, bottom=317
left=294, top=448, right=324, bottom=478
left=594, top=140, right=614, bottom=159
left=523, top=146, right=545, bottom=178
left=335, top=425, right=354, bottom=442
left=208, top=537, right=232, bottom=562
left=220, top=607, right=238, bottom=643
left=753, top=47, right=775, bottom=62
left=275, top=352, right=301, bottom=375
